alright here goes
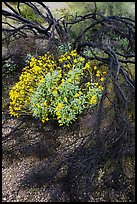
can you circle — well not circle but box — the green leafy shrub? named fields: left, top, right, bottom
left=68, top=2, right=135, bottom=19
left=96, top=2, right=135, bottom=19
left=61, top=2, right=134, bottom=43
left=58, top=42, right=72, bottom=55
left=21, top=6, right=44, bottom=24
left=9, top=50, right=107, bottom=126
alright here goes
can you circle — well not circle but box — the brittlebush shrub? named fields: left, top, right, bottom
left=9, top=50, right=107, bottom=126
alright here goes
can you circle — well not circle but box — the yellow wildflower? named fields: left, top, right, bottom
left=91, top=95, right=96, bottom=100
left=89, top=98, right=97, bottom=105
left=66, top=64, right=71, bottom=69
left=100, top=77, right=105, bottom=82
left=57, top=112, right=61, bottom=119
left=70, top=50, right=77, bottom=57
left=52, top=90, right=57, bottom=95
left=20, top=90, right=24, bottom=95
left=68, top=78, right=72, bottom=83
left=98, top=86, right=104, bottom=90
left=96, top=73, right=100, bottom=77
left=93, top=99, right=97, bottom=103
left=43, top=101, right=47, bottom=106
left=73, top=59, right=77, bottom=63
left=59, top=58, right=63, bottom=63
left=79, top=91, right=82, bottom=95
left=103, top=71, right=107, bottom=74
left=84, top=62, right=90, bottom=69
left=86, top=82, right=91, bottom=86
left=40, top=77, right=45, bottom=83
left=74, top=93, right=80, bottom=98
left=58, top=103, right=63, bottom=108
left=94, top=66, right=97, bottom=70
left=56, top=103, right=63, bottom=111
left=59, top=123, right=63, bottom=126
left=62, top=79, right=65, bottom=83
left=42, top=119, right=45, bottom=123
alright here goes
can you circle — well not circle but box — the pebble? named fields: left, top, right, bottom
left=2, top=197, right=6, bottom=201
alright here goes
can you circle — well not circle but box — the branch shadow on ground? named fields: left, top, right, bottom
left=18, top=124, right=135, bottom=202
left=2, top=114, right=135, bottom=202
left=2, top=117, right=62, bottom=165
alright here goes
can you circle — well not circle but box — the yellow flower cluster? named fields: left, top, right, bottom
left=58, top=49, right=78, bottom=63
left=83, top=61, right=91, bottom=70
left=58, top=50, right=86, bottom=75
left=89, top=95, right=97, bottom=105
left=55, top=103, right=64, bottom=125
left=94, top=67, right=107, bottom=82
left=86, top=64, right=107, bottom=92
left=74, top=91, right=82, bottom=98
left=9, top=49, right=106, bottom=126
left=9, top=53, right=57, bottom=117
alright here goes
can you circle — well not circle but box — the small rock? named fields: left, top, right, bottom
left=3, top=197, right=7, bottom=201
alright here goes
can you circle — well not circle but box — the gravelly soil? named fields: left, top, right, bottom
left=2, top=110, right=135, bottom=202
left=2, top=114, right=85, bottom=202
